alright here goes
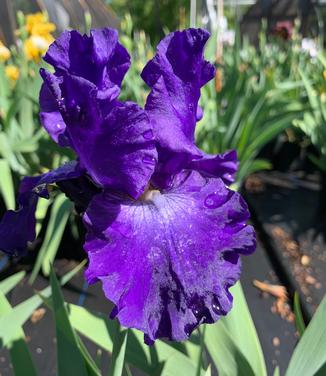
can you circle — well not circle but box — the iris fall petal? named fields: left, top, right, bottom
left=84, top=171, right=255, bottom=342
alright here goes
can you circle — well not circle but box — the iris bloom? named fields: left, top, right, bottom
left=0, top=28, right=255, bottom=344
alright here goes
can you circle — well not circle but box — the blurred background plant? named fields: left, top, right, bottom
left=293, top=53, right=326, bottom=172
left=196, top=20, right=311, bottom=186
left=0, top=11, right=74, bottom=280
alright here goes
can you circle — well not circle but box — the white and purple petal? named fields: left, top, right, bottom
left=83, top=170, right=255, bottom=343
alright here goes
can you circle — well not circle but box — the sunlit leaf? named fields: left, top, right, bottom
left=0, top=159, right=15, bottom=210
left=108, top=322, right=128, bottom=376
left=30, top=193, right=72, bottom=283
left=68, top=304, right=198, bottom=375
left=286, top=294, right=326, bottom=376
left=0, top=291, right=37, bottom=376
left=0, top=271, right=25, bottom=295
left=49, top=267, right=89, bottom=376
left=0, top=260, right=86, bottom=346
left=205, top=282, right=267, bottom=376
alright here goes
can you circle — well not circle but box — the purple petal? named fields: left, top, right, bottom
left=40, top=69, right=157, bottom=199
left=57, top=176, right=101, bottom=213
left=0, top=162, right=84, bottom=255
left=43, top=28, right=130, bottom=101
left=0, top=192, right=38, bottom=256
left=151, top=149, right=238, bottom=189
left=39, top=28, right=131, bottom=149
left=189, top=150, right=238, bottom=185
left=39, top=83, right=70, bottom=146
left=83, top=170, right=255, bottom=342
left=142, top=28, right=215, bottom=158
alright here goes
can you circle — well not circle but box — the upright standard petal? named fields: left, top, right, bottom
left=142, top=28, right=215, bottom=157
left=40, top=27, right=130, bottom=146
left=84, top=170, right=255, bottom=343
left=142, top=29, right=239, bottom=187
left=43, top=28, right=130, bottom=101
left=0, top=162, right=84, bottom=255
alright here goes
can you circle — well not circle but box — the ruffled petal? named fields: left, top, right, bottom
left=39, top=28, right=131, bottom=150
left=43, top=28, right=130, bottom=101
left=41, top=69, right=157, bottom=198
left=142, top=28, right=215, bottom=158
left=83, top=170, right=255, bottom=343
left=0, top=161, right=84, bottom=255
left=151, top=150, right=238, bottom=189
left=189, top=150, right=238, bottom=185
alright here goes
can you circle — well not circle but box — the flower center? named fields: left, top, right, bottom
left=139, top=186, right=160, bottom=201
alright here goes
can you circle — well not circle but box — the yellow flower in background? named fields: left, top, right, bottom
left=25, top=12, right=44, bottom=31
left=323, top=70, right=326, bottom=80
left=30, top=22, right=55, bottom=37
left=24, top=35, right=53, bottom=62
left=0, top=41, right=11, bottom=62
left=5, top=65, right=20, bottom=81
left=25, top=12, right=55, bottom=35
left=23, top=12, right=55, bottom=62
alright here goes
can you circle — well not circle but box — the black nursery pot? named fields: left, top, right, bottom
left=316, top=171, right=326, bottom=233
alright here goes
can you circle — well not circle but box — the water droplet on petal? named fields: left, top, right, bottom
left=225, top=173, right=232, bottom=181
left=196, top=106, right=203, bottom=121
left=142, top=155, right=155, bottom=165
left=193, top=308, right=200, bottom=317
left=204, top=192, right=226, bottom=208
left=212, top=301, right=221, bottom=314
left=211, top=296, right=223, bottom=315
left=58, top=97, right=65, bottom=107
left=143, top=129, right=153, bottom=140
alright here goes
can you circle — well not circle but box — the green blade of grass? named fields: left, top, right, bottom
left=205, top=282, right=267, bottom=376
left=49, top=266, right=89, bottom=376
left=0, top=291, right=37, bottom=376
left=0, top=271, right=25, bottom=295
left=30, top=193, right=72, bottom=283
left=286, top=294, right=326, bottom=376
left=294, top=292, right=306, bottom=337
left=108, top=322, right=128, bottom=376
left=0, top=260, right=86, bottom=346
left=0, top=159, right=15, bottom=210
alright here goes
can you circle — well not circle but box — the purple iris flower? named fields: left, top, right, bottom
left=0, top=28, right=255, bottom=343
